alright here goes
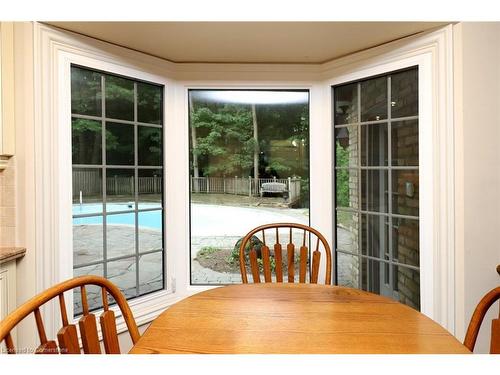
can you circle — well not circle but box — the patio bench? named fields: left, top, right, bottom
left=260, top=182, right=289, bottom=199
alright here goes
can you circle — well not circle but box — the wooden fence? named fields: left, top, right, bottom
left=73, top=170, right=162, bottom=197
left=191, top=176, right=302, bottom=204
left=73, top=170, right=302, bottom=204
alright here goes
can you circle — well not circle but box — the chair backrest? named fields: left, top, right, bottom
left=463, top=286, right=500, bottom=353
left=0, top=275, right=140, bottom=354
left=239, top=223, right=332, bottom=285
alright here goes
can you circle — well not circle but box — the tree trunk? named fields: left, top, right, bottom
left=252, top=104, right=259, bottom=196
left=189, top=95, right=199, bottom=193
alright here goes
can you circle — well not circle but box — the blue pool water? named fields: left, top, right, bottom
left=73, top=203, right=162, bottom=230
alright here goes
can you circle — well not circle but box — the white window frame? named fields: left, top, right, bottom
left=34, top=25, right=187, bottom=338
left=321, top=26, right=455, bottom=330
left=180, top=84, right=329, bottom=286
left=32, top=22, right=455, bottom=343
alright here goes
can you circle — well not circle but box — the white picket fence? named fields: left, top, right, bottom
left=190, top=176, right=302, bottom=204
left=73, top=170, right=162, bottom=196
left=73, top=170, right=302, bottom=204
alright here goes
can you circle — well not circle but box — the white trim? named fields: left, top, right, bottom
left=323, top=26, right=455, bottom=331
left=34, top=23, right=184, bottom=338
left=31, top=22, right=456, bottom=346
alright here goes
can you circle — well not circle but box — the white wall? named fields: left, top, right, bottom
left=454, top=22, right=500, bottom=353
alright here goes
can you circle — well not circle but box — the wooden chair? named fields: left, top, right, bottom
left=463, top=286, right=500, bottom=353
left=239, top=223, right=332, bottom=285
left=0, top=275, right=140, bottom=354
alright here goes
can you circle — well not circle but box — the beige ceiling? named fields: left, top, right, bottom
left=47, top=22, right=448, bottom=64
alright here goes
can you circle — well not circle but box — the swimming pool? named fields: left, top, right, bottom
left=72, top=203, right=163, bottom=230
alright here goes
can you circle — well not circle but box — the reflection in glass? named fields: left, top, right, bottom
left=138, top=83, right=162, bottom=125
left=73, top=215, right=103, bottom=266
left=138, top=210, right=163, bottom=253
left=336, top=252, right=359, bottom=288
left=107, top=257, right=137, bottom=300
left=138, top=169, right=162, bottom=207
left=393, top=265, right=420, bottom=310
left=73, top=263, right=104, bottom=315
left=105, top=75, right=134, bottom=121
left=106, top=122, right=134, bottom=165
left=333, top=67, right=419, bottom=311
left=361, top=214, right=389, bottom=259
left=335, top=169, right=358, bottom=209
left=71, top=66, right=102, bottom=117
left=334, top=83, right=358, bottom=124
left=72, top=168, right=103, bottom=211
left=361, top=76, right=387, bottom=122
left=139, top=251, right=164, bottom=295
left=391, top=120, right=419, bottom=166
left=106, top=212, right=136, bottom=259
left=336, top=210, right=358, bottom=253
left=361, top=170, right=388, bottom=212
left=391, top=69, right=418, bottom=119
left=392, top=218, right=419, bottom=267
left=361, top=123, right=388, bottom=166
left=106, top=169, right=135, bottom=210
left=335, top=127, right=358, bottom=167
left=361, top=258, right=380, bottom=294
left=189, top=89, right=310, bottom=285
left=138, top=126, right=162, bottom=166
left=392, top=170, right=419, bottom=216
left=72, top=118, right=102, bottom=165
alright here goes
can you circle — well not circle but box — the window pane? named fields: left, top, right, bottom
left=73, top=168, right=103, bottom=214
left=138, top=210, right=163, bottom=253
left=391, top=69, right=418, bottom=118
left=336, top=252, right=359, bottom=288
left=189, top=89, right=309, bottom=285
left=106, top=122, right=134, bottom=165
left=137, top=83, right=162, bottom=125
left=392, top=120, right=419, bottom=166
left=361, top=123, right=388, bottom=166
left=107, top=257, right=137, bottom=300
left=360, top=258, right=380, bottom=295
left=335, top=127, right=358, bottom=167
left=393, top=265, right=420, bottom=310
left=361, top=214, right=389, bottom=259
left=360, top=76, right=387, bottom=122
left=334, top=83, right=358, bottom=124
left=71, top=66, right=101, bottom=117
left=392, top=169, right=419, bottom=216
left=72, top=118, right=102, bottom=165
left=138, top=126, right=162, bottom=166
left=73, top=215, right=103, bottom=266
left=105, top=75, right=134, bottom=121
left=106, top=168, right=135, bottom=212
left=334, top=68, right=419, bottom=311
left=361, top=170, right=388, bottom=213
left=336, top=210, right=358, bottom=253
left=106, top=212, right=136, bottom=259
left=73, top=263, right=104, bottom=315
left=392, top=218, right=419, bottom=267
left=335, top=169, right=358, bottom=209
left=138, top=169, right=162, bottom=208
left=139, top=251, right=163, bottom=295
left=71, top=66, right=165, bottom=310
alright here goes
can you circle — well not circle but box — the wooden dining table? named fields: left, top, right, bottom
left=129, top=283, right=470, bottom=354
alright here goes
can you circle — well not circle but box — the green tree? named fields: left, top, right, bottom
left=190, top=104, right=254, bottom=176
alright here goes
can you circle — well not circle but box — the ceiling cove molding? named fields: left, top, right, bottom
left=38, top=22, right=449, bottom=81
